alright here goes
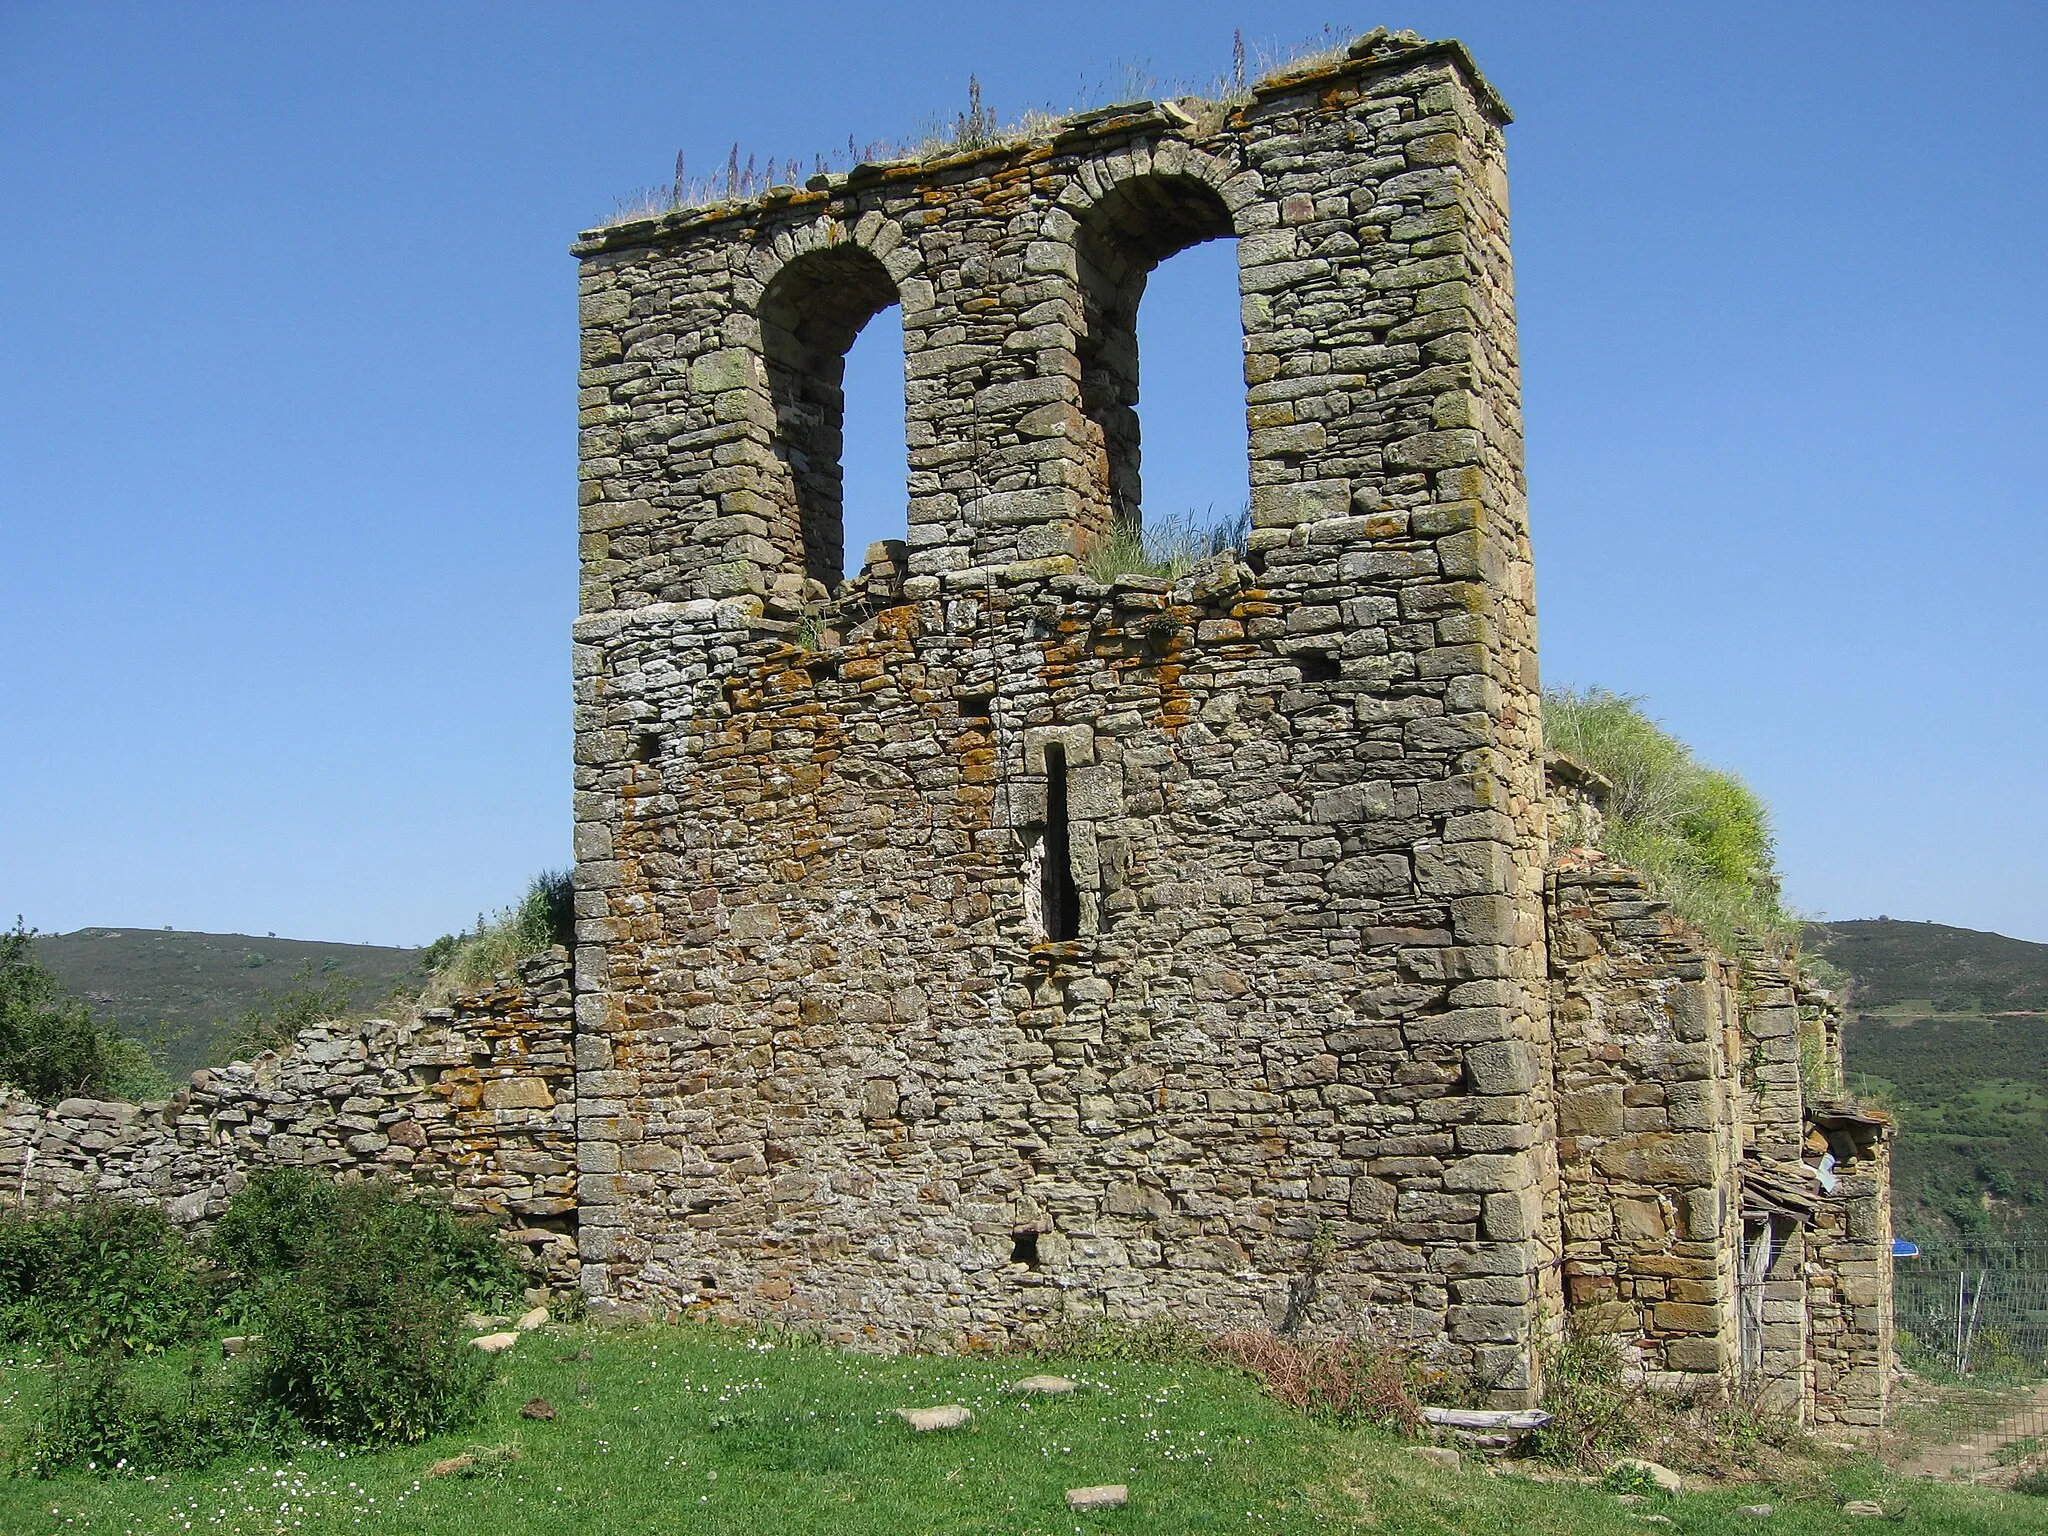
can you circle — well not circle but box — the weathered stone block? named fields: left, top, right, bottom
left=484, top=1078, right=556, bottom=1111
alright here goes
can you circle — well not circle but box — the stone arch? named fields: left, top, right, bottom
left=1046, top=146, right=1266, bottom=537
left=748, top=208, right=924, bottom=295
left=752, top=214, right=919, bottom=590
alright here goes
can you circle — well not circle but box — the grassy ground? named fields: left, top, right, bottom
left=0, top=1324, right=2042, bottom=1535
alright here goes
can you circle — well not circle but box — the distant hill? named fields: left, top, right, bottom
left=1806, top=918, right=2048, bottom=1014
left=33, top=928, right=429, bottom=1080
left=1808, top=919, right=2048, bottom=1254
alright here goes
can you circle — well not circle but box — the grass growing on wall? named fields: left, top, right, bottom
left=421, top=872, right=574, bottom=1002
left=1543, top=688, right=1795, bottom=954
left=1075, top=507, right=1249, bottom=584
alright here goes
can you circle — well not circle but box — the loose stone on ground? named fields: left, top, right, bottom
left=1610, top=1459, right=1684, bottom=1494
left=1066, top=1485, right=1128, bottom=1511
left=894, top=1405, right=972, bottom=1431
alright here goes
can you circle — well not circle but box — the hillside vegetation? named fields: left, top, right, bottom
left=1808, top=921, right=2048, bottom=1015
left=1811, top=920, right=2048, bottom=1253
left=32, top=928, right=428, bottom=1078
left=25, top=874, right=574, bottom=1082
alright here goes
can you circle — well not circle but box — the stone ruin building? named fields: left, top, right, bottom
left=0, top=29, right=1893, bottom=1426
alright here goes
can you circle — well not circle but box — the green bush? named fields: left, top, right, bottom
left=245, top=1191, right=496, bottom=1444
left=213, top=965, right=362, bottom=1063
left=4, top=1173, right=520, bottom=1470
left=210, top=1168, right=523, bottom=1310
left=1526, top=1333, right=1646, bottom=1471
left=0, top=920, right=167, bottom=1103
left=0, top=1203, right=207, bottom=1354
left=1543, top=688, right=1794, bottom=951
left=20, top=1348, right=266, bottom=1477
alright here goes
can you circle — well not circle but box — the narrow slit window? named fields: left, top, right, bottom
left=1039, top=743, right=1079, bottom=942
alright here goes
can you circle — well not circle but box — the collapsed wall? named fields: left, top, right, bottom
left=569, top=33, right=1558, bottom=1397
left=0, top=954, right=579, bottom=1287
left=1546, top=800, right=1893, bottom=1428
left=1549, top=860, right=1746, bottom=1384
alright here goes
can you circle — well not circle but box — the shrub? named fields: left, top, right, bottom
left=0, top=920, right=167, bottom=1103
left=0, top=1203, right=207, bottom=1354
left=7, top=1174, right=520, bottom=1473
left=425, top=871, right=575, bottom=999
left=1208, top=1331, right=1422, bottom=1431
left=246, top=1195, right=495, bottom=1444
left=19, top=1348, right=267, bottom=1477
left=214, top=965, right=362, bottom=1063
left=210, top=1174, right=518, bottom=1445
left=212, top=1168, right=524, bottom=1310
left=1542, top=688, right=1795, bottom=952
left=1527, top=1331, right=1799, bottom=1476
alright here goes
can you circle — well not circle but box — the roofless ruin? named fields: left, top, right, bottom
left=0, top=28, right=1894, bottom=1428
left=563, top=30, right=1893, bottom=1415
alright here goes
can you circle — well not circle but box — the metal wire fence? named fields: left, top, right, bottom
left=1893, top=1245, right=2048, bottom=1483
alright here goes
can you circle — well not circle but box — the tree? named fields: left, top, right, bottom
left=0, top=919, right=163, bottom=1103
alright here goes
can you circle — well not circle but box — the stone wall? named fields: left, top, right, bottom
left=0, top=26, right=1900, bottom=1424
left=570, top=32, right=1559, bottom=1398
left=1548, top=860, right=1745, bottom=1386
left=0, top=954, right=579, bottom=1286
left=1546, top=832, right=1894, bottom=1428
left=1806, top=1112, right=1893, bottom=1429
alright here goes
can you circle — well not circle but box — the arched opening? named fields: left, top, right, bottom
left=1132, top=239, right=1251, bottom=543
left=838, top=299, right=908, bottom=587
left=1074, top=175, right=1241, bottom=544
left=759, top=245, right=902, bottom=591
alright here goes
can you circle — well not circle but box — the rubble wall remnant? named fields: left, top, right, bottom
left=0, top=954, right=579, bottom=1286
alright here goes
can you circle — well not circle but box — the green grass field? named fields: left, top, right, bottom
left=2, top=1323, right=2041, bottom=1536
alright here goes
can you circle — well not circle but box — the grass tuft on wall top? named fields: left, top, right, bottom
left=1543, top=687, right=1795, bottom=954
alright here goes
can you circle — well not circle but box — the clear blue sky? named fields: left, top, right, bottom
left=3, top=2, right=2044, bottom=947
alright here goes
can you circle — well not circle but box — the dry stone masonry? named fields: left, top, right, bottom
left=569, top=31, right=1554, bottom=1399
left=565, top=25, right=1892, bottom=1419
left=0, top=28, right=1894, bottom=1429
left=0, top=954, right=579, bottom=1287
